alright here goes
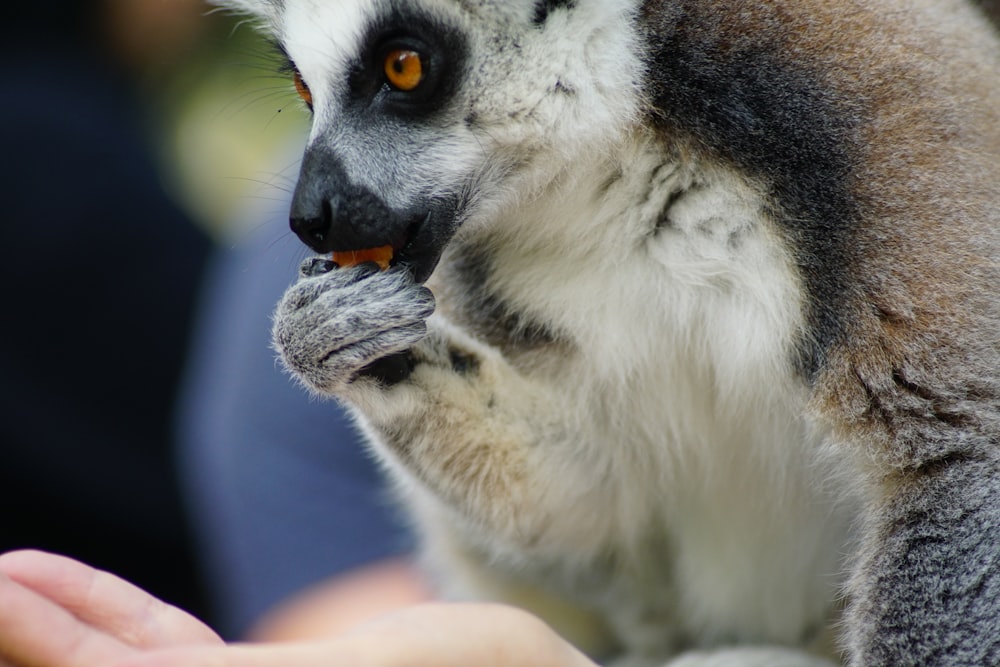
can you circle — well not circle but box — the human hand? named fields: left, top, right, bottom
left=0, top=550, right=598, bottom=667
left=121, top=602, right=600, bottom=667
left=0, top=550, right=222, bottom=667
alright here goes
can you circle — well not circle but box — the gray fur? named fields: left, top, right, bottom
left=274, top=262, right=434, bottom=393
left=848, top=457, right=1000, bottom=664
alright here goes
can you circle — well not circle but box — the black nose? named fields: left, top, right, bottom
left=289, top=147, right=405, bottom=254
left=290, top=198, right=334, bottom=252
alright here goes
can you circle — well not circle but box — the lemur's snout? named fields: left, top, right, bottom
left=289, top=147, right=406, bottom=255
left=289, top=145, right=457, bottom=284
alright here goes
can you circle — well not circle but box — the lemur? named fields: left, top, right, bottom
left=217, top=0, right=1000, bottom=664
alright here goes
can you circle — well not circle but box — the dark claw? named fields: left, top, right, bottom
left=300, top=257, right=337, bottom=277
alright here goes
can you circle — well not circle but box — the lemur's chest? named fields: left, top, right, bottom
left=427, top=147, right=855, bottom=645
left=432, top=140, right=805, bottom=391
left=430, top=147, right=817, bottom=484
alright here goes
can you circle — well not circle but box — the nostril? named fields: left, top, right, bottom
left=290, top=198, right=335, bottom=252
left=290, top=214, right=328, bottom=250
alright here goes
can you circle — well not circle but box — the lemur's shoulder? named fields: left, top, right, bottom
left=640, top=0, right=1000, bottom=380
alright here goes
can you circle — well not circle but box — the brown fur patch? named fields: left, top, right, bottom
left=642, top=0, right=1000, bottom=467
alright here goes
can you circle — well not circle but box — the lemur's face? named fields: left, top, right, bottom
left=233, top=0, right=640, bottom=281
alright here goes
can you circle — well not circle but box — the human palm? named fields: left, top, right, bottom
left=0, top=550, right=594, bottom=667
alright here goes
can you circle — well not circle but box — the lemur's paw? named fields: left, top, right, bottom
left=273, top=259, right=435, bottom=393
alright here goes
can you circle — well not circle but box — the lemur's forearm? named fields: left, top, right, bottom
left=846, top=456, right=1000, bottom=665
left=275, top=265, right=578, bottom=545
left=352, top=321, right=574, bottom=540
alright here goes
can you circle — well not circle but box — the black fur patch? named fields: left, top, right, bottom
left=358, top=351, right=417, bottom=386
left=971, top=0, right=1000, bottom=27
left=653, top=183, right=697, bottom=234
left=437, top=245, right=562, bottom=354
left=533, top=0, right=576, bottom=26
left=640, top=1, right=864, bottom=378
left=449, top=348, right=479, bottom=375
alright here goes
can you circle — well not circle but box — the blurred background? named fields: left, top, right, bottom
left=0, top=0, right=311, bottom=626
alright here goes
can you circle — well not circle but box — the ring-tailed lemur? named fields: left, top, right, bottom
left=217, top=0, right=1000, bottom=664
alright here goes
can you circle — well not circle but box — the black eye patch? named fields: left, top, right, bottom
left=346, top=8, right=467, bottom=119
left=532, top=0, right=576, bottom=26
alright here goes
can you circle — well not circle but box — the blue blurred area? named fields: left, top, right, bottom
left=176, top=221, right=415, bottom=638
left=0, top=0, right=214, bottom=620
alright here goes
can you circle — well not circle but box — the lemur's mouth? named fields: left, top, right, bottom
left=331, top=245, right=395, bottom=270
left=392, top=210, right=456, bottom=284
left=327, top=209, right=456, bottom=284
left=289, top=147, right=462, bottom=284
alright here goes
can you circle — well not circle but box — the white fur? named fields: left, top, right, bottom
left=419, top=131, right=855, bottom=652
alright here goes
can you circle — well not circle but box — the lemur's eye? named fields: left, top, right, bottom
left=383, top=50, right=424, bottom=91
left=293, top=70, right=313, bottom=108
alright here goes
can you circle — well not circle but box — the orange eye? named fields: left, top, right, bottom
left=383, top=49, right=424, bottom=91
left=293, top=70, right=313, bottom=107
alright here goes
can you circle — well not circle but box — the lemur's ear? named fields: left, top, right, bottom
left=532, top=0, right=576, bottom=26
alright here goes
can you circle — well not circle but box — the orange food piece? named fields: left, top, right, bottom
left=332, top=245, right=394, bottom=270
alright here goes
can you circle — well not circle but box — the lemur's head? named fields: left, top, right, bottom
left=223, top=0, right=641, bottom=281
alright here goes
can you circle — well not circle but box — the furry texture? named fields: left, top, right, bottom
left=217, top=0, right=1000, bottom=664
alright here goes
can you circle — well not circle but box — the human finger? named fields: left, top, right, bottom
left=0, top=569, right=137, bottom=667
left=0, top=551, right=221, bottom=650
